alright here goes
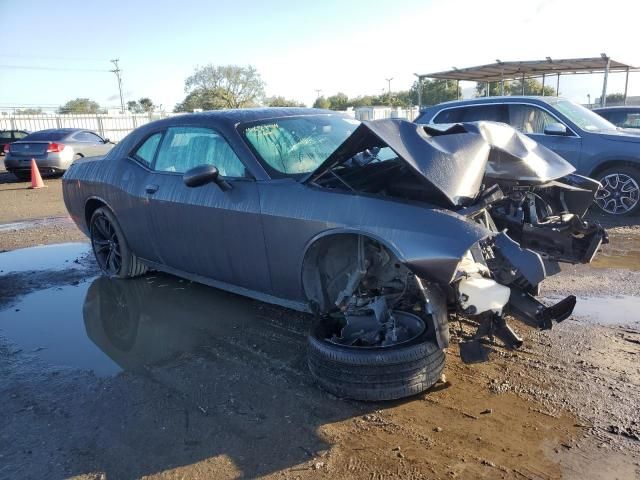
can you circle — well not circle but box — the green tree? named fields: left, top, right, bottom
left=138, top=97, right=154, bottom=112
left=174, top=89, right=228, bottom=112
left=410, top=80, right=460, bottom=106
left=264, top=96, right=305, bottom=107
left=476, top=78, right=555, bottom=97
left=176, top=64, right=265, bottom=111
left=313, top=96, right=331, bottom=109
left=127, top=100, right=143, bottom=113
left=605, top=93, right=625, bottom=105
left=326, top=92, right=349, bottom=111
left=58, top=98, right=100, bottom=114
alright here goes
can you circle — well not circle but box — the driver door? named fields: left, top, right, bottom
left=145, top=126, right=271, bottom=293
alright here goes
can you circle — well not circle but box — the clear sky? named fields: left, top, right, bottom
left=1, top=0, right=639, bottom=111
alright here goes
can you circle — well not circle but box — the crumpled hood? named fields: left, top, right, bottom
left=305, top=119, right=575, bottom=208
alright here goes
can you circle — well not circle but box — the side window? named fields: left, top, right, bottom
left=433, top=108, right=464, bottom=123
left=14, top=131, right=28, bottom=139
left=154, top=126, right=245, bottom=177
left=133, top=132, right=162, bottom=167
left=74, top=131, right=103, bottom=143
left=433, top=105, right=507, bottom=123
left=0, top=131, right=11, bottom=139
left=508, top=104, right=559, bottom=134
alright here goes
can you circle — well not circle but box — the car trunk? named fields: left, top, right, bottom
left=9, top=142, right=49, bottom=156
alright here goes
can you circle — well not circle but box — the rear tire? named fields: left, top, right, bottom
left=308, top=318, right=445, bottom=401
left=593, top=166, right=640, bottom=216
left=90, top=207, right=147, bottom=278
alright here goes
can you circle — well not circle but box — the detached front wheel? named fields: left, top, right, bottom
left=90, top=207, right=147, bottom=278
left=308, top=311, right=445, bottom=401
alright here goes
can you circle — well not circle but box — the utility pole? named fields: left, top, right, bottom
left=110, top=58, right=125, bottom=114
left=314, top=89, right=322, bottom=98
left=385, top=78, right=393, bottom=105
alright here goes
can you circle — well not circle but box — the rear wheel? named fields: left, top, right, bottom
left=594, top=166, right=640, bottom=216
left=90, top=207, right=147, bottom=278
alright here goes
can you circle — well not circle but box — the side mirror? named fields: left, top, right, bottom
left=183, top=164, right=232, bottom=191
left=543, top=123, right=568, bottom=136
left=103, top=138, right=111, bottom=144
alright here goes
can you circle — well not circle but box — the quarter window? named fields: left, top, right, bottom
left=154, top=126, right=245, bottom=177
left=508, top=104, right=559, bottom=134
left=133, top=132, right=162, bottom=166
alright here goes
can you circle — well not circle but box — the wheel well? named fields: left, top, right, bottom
left=301, top=233, right=407, bottom=314
left=589, top=160, right=640, bottom=179
left=84, top=198, right=106, bottom=228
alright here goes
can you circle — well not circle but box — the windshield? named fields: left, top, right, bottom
left=554, top=100, right=617, bottom=132
left=242, top=115, right=360, bottom=175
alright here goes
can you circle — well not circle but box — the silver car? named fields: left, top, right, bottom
left=4, top=128, right=114, bottom=180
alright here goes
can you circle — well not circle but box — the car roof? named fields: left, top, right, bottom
left=168, top=107, right=336, bottom=126
left=30, top=128, right=87, bottom=134
left=424, top=96, right=566, bottom=110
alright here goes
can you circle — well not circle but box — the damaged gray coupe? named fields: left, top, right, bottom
left=62, top=108, right=607, bottom=401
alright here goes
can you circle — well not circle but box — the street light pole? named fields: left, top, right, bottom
left=110, top=58, right=125, bottom=114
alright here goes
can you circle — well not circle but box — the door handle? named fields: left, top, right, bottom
left=145, top=184, right=159, bottom=194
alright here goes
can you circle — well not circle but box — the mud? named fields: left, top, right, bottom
left=0, top=242, right=639, bottom=479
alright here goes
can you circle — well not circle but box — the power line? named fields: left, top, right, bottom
left=0, top=64, right=110, bottom=72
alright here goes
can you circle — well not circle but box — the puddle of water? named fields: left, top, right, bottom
left=0, top=242, right=91, bottom=274
left=0, top=273, right=269, bottom=376
left=591, top=235, right=640, bottom=271
left=571, top=295, right=640, bottom=328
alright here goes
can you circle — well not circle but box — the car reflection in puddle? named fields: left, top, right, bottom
left=0, top=273, right=310, bottom=377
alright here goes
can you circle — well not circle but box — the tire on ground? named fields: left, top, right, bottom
left=90, top=206, right=148, bottom=278
left=307, top=320, right=445, bottom=401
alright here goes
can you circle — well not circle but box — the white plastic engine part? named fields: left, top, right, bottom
left=458, top=276, right=510, bottom=315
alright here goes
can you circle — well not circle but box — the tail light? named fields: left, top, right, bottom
left=47, top=142, right=66, bottom=153
left=2, top=144, right=9, bottom=154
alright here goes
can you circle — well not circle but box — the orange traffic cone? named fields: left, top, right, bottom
left=29, top=159, right=46, bottom=189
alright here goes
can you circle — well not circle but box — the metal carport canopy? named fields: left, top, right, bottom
left=415, top=56, right=637, bottom=107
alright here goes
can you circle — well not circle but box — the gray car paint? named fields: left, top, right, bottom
left=62, top=108, right=565, bottom=311
left=307, top=120, right=576, bottom=207
left=4, top=128, right=114, bottom=175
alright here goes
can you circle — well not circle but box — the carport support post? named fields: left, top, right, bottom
left=417, top=77, right=423, bottom=110
left=521, top=73, right=525, bottom=95
left=456, top=79, right=460, bottom=99
left=624, top=67, right=630, bottom=105
left=556, top=74, right=560, bottom=97
left=601, top=57, right=610, bottom=107
left=485, top=81, right=490, bottom=97
left=541, top=74, right=546, bottom=96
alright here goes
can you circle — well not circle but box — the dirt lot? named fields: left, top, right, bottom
left=1, top=171, right=639, bottom=479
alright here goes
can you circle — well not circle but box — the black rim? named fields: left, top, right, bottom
left=91, top=213, right=122, bottom=275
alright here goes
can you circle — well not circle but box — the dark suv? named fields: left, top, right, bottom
left=417, top=96, right=640, bottom=215
left=0, top=130, right=29, bottom=156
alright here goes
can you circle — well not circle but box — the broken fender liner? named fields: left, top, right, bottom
left=493, top=231, right=546, bottom=286
left=507, top=289, right=577, bottom=330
